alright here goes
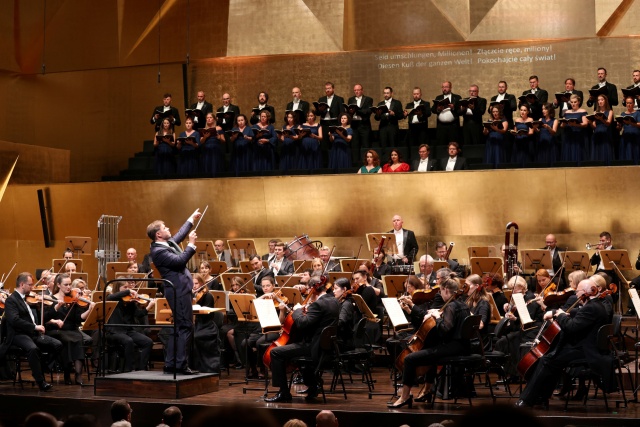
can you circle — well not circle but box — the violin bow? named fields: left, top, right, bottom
left=0, top=261, right=17, bottom=287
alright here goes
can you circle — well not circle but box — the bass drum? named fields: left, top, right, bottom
left=284, top=234, right=322, bottom=261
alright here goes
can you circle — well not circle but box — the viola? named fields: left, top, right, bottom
left=63, top=288, right=92, bottom=307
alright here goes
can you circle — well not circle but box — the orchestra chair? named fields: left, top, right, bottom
left=429, top=315, right=495, bottom=407
left=563, top=323, right=629, bottom=411
left=288, top=326, right=346, bottom=403
left=609, top=314, right=635, bottom=392
left=479, top=317, right=512, bottom=397
left=337, top=318, right=376, bottom=393
left=0, top=321, right=54, bottom=388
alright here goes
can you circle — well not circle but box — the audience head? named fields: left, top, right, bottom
left=162, top=406, right=182, bottom=427
left=364, top=149, right=380, bottom=166
left=25, top=412, right=58, bottom=427
left=110, top=400, right=132, bottom=423
left=316, top=410, right=339, bottom=427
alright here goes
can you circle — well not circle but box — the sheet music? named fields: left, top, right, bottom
left=512, top=293, right=534, bottom=326
left=629, top=289, right=640, bottom=319
left=382, top=297, right=410, bottom=331
left=253, top=299, right=283, bottom=332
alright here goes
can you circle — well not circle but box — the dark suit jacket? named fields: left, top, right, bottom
left=249, top=104, right=276, bottom=125
left=252, top=268, right=275, bottom=297
left=374, top=99, right=404, bottom=127
left=460, top=97, right=486, bottom=124
left=0, top=291, right=40, bottom=357
left=587, top=82, right=618, bottom=108
left=488, top=94, right=517, bottom=126
left=387, top=229, right=419, bottom=262
left=292, top=293, right=339, bottom=361
left=271, top=258, right=294, bottom=276
left=150, top=106, right=182, bottom=130
left=149, top=221, right=195, bottom=298
left=440, top=156, right=469, bottom=171
left=285, top=100, right=310, bottom=124
left=522, top=88, right=549, bottom=104
left=431, top=93, right=462, bottom=119
left=411, top=157, right=439, bottom=171
left=347, top=95, right=374, bottom=127
left=188, top=101, right=213, bottom=129
left=317, top=95, right=345, bottom=122
left=216, top=104, right=241, bottom=130
left=405, top=99, right=432, bottom=127
left=106, top=289, right=144, bottom=334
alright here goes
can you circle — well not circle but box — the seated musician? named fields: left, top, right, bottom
left=334, top=278, right=357, bottom=350
left=588, top=231, right=619, bottom=301
left=311, top=258, right=324, bottom=274
left=486, top=273, right=507, bottom=316
left=199, top=260, right=223, bottom=291
left=516, top=280, right=611, bottom=409
left=371, top=248, right=391, bottom=279
left=590, top=273, right=614, bottom=321
left=389, top=276, right=471, bottom=408
left=351, top=270, right=378, bottom=314
left=220, top=276, right=246, bottom=369
left=358, top=262, right=386, bottom=339
left=434, top=241, right=459, bottom=272
left=494, top=276, right=543, bottom=381
left=191, top=273, right=221, bottom=373
left=243, top=276, right=287, bottom=379
left=265, top=276, right=340, bottom=403
left=45, top=274, right=95, bottom=385
left=105, top=279, right=154, bottom=372
left=464, top=274, right=491, bottom=338
left=416, top=255, right=437, bottom=288
left=292, top=269, right=312, bottom=296
left=560, top=270, right=587, bottom=311
left=249, top=255, right=274, bottom=297
left=0, top=272, right=62, bottom=391
left=531, top=269, right=557, bottom=310
left=269, top=242, right=294, bottom=276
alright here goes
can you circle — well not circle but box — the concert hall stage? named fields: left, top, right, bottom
left=0, top=366, right=637, bottom=427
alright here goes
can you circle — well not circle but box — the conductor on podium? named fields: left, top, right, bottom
left=147, top=209, right=202, bottom=374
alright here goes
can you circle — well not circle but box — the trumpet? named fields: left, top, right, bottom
left=585, top=243, right=602, bottom=250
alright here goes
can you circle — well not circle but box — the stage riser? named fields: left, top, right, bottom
left=94, top=372, right=219, bottom=399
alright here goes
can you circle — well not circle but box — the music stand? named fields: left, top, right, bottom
left=278, top=287, right=302, bottom=306
left=135, top=287, right=157, bottom=298
left=53, top=258, right=84, bottom=273
left=70, top=272, right=89, bottom=284
left=487, top=294, right=503, bottom=324
left=381, top=298, right=412, bottom=332
left=91, top=292, right=104, bottom=303
left=220, top=273, right=254, bottom=294
left=328, top=272, right=352, bottom=285
left=293, top=260, right=313, bottom=271
left=469, top=257, right=504, bottom=277
left=600, top=250, right=632, bottom=270
left=432, top=261, right=449, bottom=272
left=340, top=259, right=369, bottom=273
left=229, top=294, right=259, bottom=322
left=194, top=241, right=216, bottom=262
left=106, top=262, right=130, bottom=282
left=253, top=299, right=283, bottom=333
left=382, top=275, right=408, bottom=299
left=155, top=298, right=173, bottom=324
left=239, top=260, right=268, bottom=273
left=81, top=301, right=117, bottom=331
left=115, top=272, right=146, bottom=280
left=467, top=246, right=498, bottom=258
left=210, top=290, right=228, bottom=310
left=351, top=294, right=380, bottom=323
left=520, top=249, right=551, bottom=273
left=65, top=236, right=92, bottom=257
left=562, top=251, right=590, bottom=273
left=275, top=275, right=302, bottom=287
left=228, top=239, right=258, bottom=264
left=365, top=233, right=396, bottom=252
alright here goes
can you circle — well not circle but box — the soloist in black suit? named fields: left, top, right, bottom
left=188, top=101, right=213, bottom=129
left=269, top=293, right=339, bottom=394
left=149, top=221, right=196, bottom=370
left=375, top=99, right=404, bottom=149
left=150, top=106, right=182, bottom=131
left=405, top=100, right=432, bottom=148
left=0, top=291, right=62, bottom=385
left=347, top=95, right=374, bottom=163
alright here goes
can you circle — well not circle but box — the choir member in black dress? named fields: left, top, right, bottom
left=328, top=113, right=353, bottom=170
left=618, top=96, right=640, bottom=164
left=153, top=118, right=176, bottom=176
left=191, top=273, right=221, bottom=373
left=533, top=103, right=558, bottom=165
left=298, top=111, right=323, bottom=169
left=510, top=104, right=534, bottom=167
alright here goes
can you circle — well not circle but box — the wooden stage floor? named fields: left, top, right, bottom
left=1, top=363, right=639, bottom=427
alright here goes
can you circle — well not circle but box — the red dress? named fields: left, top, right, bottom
left=382, top=162, right=410, bottom=172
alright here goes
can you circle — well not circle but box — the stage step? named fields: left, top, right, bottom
left=94, top=371, right=219, bottom=399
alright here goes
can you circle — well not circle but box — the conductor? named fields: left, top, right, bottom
left=147, top=209, right=202, bottom=374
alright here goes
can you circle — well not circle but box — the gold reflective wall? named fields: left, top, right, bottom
left=1, top=168, right=639, bottom=284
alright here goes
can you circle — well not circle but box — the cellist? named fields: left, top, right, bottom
left=389, top=277, right=470, bottom=408
left=516, top=280, right=610, bottom=409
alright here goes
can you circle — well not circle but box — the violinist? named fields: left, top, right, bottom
left=389, top=277, right=470, bottom=408
left=358, top=262, right=386, bottom=299
left=250, top=255, right=274, bottom=297
left=334, top=278, right=357, bottom=350
left=46, top=274, right=94, bottom=385
left=464, top=275, right=491, bottom=334
left=105, top=279, right=154, bottom=372
left=220, top=276, right=247, bottom=370
left=265, top=276, right=340, bottom=403
left=371, top=248, right=391, bottom=279
left=311, top=258, right=324, bottom=274
left=486, top=273, right=507, bottom=316
left=319, top=246, right=341, bottom=272
left=494, top=276, right=543, bottom=381
left=243, top=276, right=287, bottom=379
left=398, top=276, right=431, bottom=330
left=351, top=270, right=377, bottom=314
left=532, top=269, right=556, bottom=310
left=416, top=255, right=437, bottom=288
left=560, top=270, right=587, bottom=311
left=199, top=261, right=223, bottom=291
left=516, top=280, right=611, bottom=409
left=590, top=273, right=614, bottom=320
left=292, top=269, right=313, bottom=297
left=191, top=273, right=221, bottom=374
left=0, top=272, right=62, bottom=391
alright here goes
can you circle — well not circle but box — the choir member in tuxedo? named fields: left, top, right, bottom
left=521, top=75, right=548, bottom=120
left=553, top=78, right=584, bottom=118
left=150, top=93, right=181, bottom=131
left=153, top=118, right=176, bottom=176
left=264, top=276, right=340, bottom=403
left=460, top=85, right=486, bottom=146
left=217, top=93, right=241, bottom=131
left=388, top=215, right=419, bottom=265
left=586, top=67, right=618, bottom=108
left=0, top=272, right=62, bottom=391
left=285, top=87, right=310, bottom=125
left=488, top=81, right=517, bottom=128
left=431, top=81, right=462, bottom=146
left=187, top=91, right=213, bottom=130
left=374, top=86, right=404, bottom=152
left=404, top=87, right=432, bottom=149
left=347, top=84, right=374, bottom=165
left=249, top=91, right=276, bottom=125
left=625, top=70, right=640, bottom=110
left=411, top=144, right=438, bottom=172
left=440, top=142, right=468, bottom=171
left=317, top=82, right=345, bottom=167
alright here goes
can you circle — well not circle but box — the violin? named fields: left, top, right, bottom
left=193, top=283, right=209, bottom=304
left=339, top=288, right=353, bottom=303
left=63, top=288, right=92, bottom=307
left=121, top=291, right=152, bottom=305
left=410, top=287, right=439, bottom=305
left=26, top=292, right=56, bottom=306
left=542, top=287, right=575, bottom=306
